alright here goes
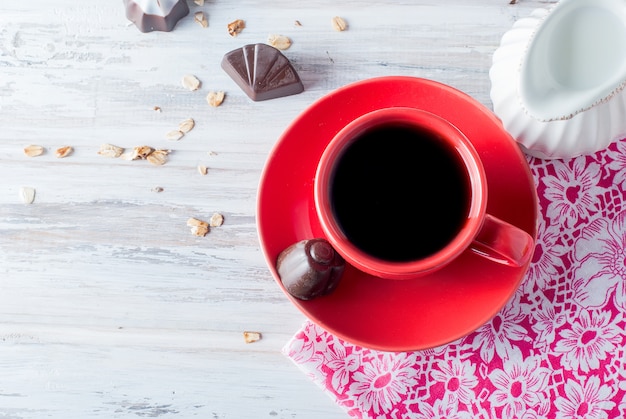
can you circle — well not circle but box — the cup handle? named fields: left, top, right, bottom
left=469, top=214, right=534, bottom=268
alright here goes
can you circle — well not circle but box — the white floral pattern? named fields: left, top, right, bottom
left=522, top=216, right=566, bottom=295
left=347, top=353, right=418, bottom=415
left=543, top=159, right=601, bottom=228
left=554, top=376, right=616, bottom=419
left=572, top=212, right=626, bottom=310
left=411, top=398, right=475, bottom=419
left=325, top=339, right=360, bottom=394
left=429, top=358, right=478, bottom=404
left=606, top=138, right=626, bottom=191
left=468, top=294, right=529, bottom=363
left=283, top=137, right=626, bottom=418
left=488, top=356, right=550, bottom=418
left=553, top=310, right=622, bottom=374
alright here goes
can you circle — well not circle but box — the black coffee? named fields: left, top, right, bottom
left=330, top=123, right=470, bottom=262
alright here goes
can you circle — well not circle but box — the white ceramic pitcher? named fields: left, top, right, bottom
left=490, top=0, right=626, bottom=158
left=520, top=0, right=626, bottom=122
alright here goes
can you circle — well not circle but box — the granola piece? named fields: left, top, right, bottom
left=243, top=331, right=262, bottom=343
left=331, top=16, right=348, bottom=31
left=182, top=74, right=201, bottom=91
left=187, top=217, right=210, bottom=236
left=227, top=19, right=245, bottom=37
left=209, top=212, right=224, bottom=227
left=130, top=145, right=154, bottom=160
left=206, top=91, right=225, bottom=107
left=267, top=34, right=292, bottom=50
left=55, top=146, right=73, bottom=158
left=178, top=118, right=195, bottom=133
left=194, top=11, right=208, bottom=28
left=146, top=149, right=170, bottom=166
left=98, top=143, right=124, bottom=158
left=24, top=145, right=45, bottom=157
left=165, top=130, right=184, bottom=141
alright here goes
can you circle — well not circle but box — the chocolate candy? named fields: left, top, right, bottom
left=123, top=0, right=189, bottom=33
left=276, top=239, right=345, bottom=301
left=221, top=43, right=304, bottom=101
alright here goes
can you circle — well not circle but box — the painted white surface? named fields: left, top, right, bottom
left=0, top=1, right=551, bottom=418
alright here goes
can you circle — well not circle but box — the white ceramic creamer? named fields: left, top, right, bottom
left=520, top=0, right=626, bottom=122
left=490, top=0, right=626, bottom=159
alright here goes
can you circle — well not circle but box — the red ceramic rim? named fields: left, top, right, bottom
left=314, top=107, right=488, bottom=279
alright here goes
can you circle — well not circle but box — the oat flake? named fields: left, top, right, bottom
left=24, top=145, right=45, bottom=157
left=182, top=74, right=201, bottom=91
left=19, top=186, right=36, bottom=204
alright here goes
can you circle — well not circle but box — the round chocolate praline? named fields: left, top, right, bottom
left=276, top=238, right=345, bottom=300
left=124, top=0, right=189, bottom=33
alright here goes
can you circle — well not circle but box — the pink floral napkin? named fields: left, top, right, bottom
left=283, top=137, right=626, bottom=418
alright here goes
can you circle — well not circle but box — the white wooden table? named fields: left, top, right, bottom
left=0, top=1, right=552, bottom=417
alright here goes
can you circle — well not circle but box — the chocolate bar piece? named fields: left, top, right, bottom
left=123, top=0, right=189, bottom=33
left=221, top=44, right=304, bottom=101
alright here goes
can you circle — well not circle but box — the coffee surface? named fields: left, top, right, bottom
left=330, top=124, right=470, bottom=261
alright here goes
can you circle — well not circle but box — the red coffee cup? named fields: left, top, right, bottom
left=314, top=107, right=534, bottom=279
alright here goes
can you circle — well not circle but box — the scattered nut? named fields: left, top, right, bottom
left=182, top=74, right=201, bottom=91
left=187, top=217, right=209, bottom=237
left=24, top=145, right=45, bottom=157
left=243, top=331, right=262, bottom=344
left=194, top=0, right=204, bottom=5
left=178, top=118, right=195, bottom=134
left=209, top=212, right=224, bottom=227
left=294, top=20, right=302, bottom=27
left=207, top=151, right=218, bottom=156
left=146, top=149, right=170, bottom=166
left=120, top=151, right=132, bottom=161
left=227, top=19, right=245, bottom=37
left=130, top=145, right=154, bottom=160
left=165, top=130, right=184, bottom=141
left=191, top=225, right=209, bottom=236
left=206, top=91, right=225, bottom=107
left=267, top=34, right=292, bottom=50
left=198, top=165, right=208, bottom=175
left=121, top=146, right=171, bottom=165
left=98, top=143, right=124, bottom=158
left=187, top=217, right=206, bottom=227
left=194, top=11, right=208, bottom=28
left=152, top=186, right=164, bottom=193
left=153, top=106, right=162, bottom=112
left=55, top=146, right=73, bottom=158
left=19, top=186, right=36, bottom=204
left=331, top=16, right=348, bottom=31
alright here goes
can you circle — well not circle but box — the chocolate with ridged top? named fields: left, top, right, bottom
left=123, top=0, right=189, bottom=33
left=221, top=43, right=304, bottom=101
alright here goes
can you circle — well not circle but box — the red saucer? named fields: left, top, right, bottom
left=257, top=76, right=537, bottom=352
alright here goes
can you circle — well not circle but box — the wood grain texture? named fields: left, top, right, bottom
left=0, top=1, right=552, bottom=417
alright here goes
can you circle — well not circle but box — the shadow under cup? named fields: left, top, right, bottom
left=314, top=107, right=488, bottom=280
